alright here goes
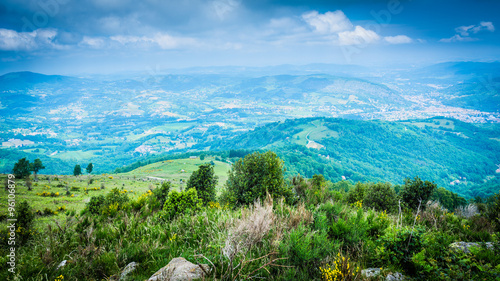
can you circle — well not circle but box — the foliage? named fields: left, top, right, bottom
left=73, top=164, right=82, bottom=176
left=486, top=192, right=500, bottom=232
left=12, top=157, right=31, bottom=179
left=152, top=181, right=171, bottom=208
left=29, top=158, right=45, bottom=179
left=430, top=187, right=467, bottom=211
left=16, top=201, right=35, bottom=244
left=186, top=163, right=218, bottom=205
left=86, top=163, right=93, bottom=174
left=223, top=151, right=294, bottom=205
left=363, top=182, right=398, bottom=213
left=345, top=182, right=366, bottom=204
left=162, top=188, right=202, bottom=219
left=375, top=226, right=425, bottom=275
left=400, top=176, right=437, bottom=211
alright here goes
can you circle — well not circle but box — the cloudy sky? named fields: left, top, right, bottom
left=0, top=0, right=499, bottom=75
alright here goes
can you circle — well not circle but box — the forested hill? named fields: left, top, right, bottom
left=205, top=117, right=500, bottom=198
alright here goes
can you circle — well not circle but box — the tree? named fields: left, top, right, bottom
left=223, top=151, right=293, bottom=206
left=400, top=176, right=437, bottom=211
left=29, top=158, right=45, bottom=181
left=86, top=163, right=93, bottom=174
left=186, top=163, right=218, bottom=205
left=363, top=182, right=398, bottom=213
left=73, top=164, right=82, bottom=176
left=12, top=158, right=31, bottom=179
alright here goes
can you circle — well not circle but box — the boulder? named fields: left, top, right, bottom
left=449, top=242, right=493, bottom=254
left=120, top=262, right=138, bottom=281
left=148, top=257, right=209, bottom=281
left=386, top=272, right=404, bottom=281
left=361, top=268, right=381, bottom=277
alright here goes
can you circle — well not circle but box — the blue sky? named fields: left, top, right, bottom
left=0, top=0, right=499, bottom=75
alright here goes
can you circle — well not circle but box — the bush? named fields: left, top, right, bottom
left=17, top=201, right=35, bottom=244
left=376, top=226, right=424, bottom=275
left=162, top=188, right=202, bottom=219
left=345, top=182, right=367, bottom=204
left=280, top=223, right=334, bottom=275
left=223, top=151, right=294, bottom=206
left=86, top=195, right=106, bottom=215
left=363, top=182, right=398, bottom=213
left=400, top=176, right=436, bottom=211
left=186, top=163, right=217, bottom=205
left=152, top=181, right=171, bottom=207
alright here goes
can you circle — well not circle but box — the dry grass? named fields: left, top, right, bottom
left=456, top=204, right=479, bottom=219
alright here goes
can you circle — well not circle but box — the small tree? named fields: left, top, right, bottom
left=186, top=163, right=218, bottom=205
left=400, top=176, right=437, bottom=211
left=73, top=164, right=82, bottom=176
left=223, top=151, right=293, bottom=206
left=12, top=158, right=31, bottom=179
left=29, top=158, right=45, bottom=181
left=364, top=182, right=398, bottom=213
left=86, top=163, right=93, bottom=174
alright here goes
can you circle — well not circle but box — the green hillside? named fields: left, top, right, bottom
left=205, top=117, right=500, bottom=198
left=123, top=156, right=231, bottom=191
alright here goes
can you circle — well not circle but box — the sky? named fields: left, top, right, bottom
left=0, top=0, right=499, bottom=75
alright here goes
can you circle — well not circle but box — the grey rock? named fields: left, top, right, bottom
left=386, top=272, right=404, bottom=281
left=449, top=242, right=493, bottom=254
left=120, top=262, right=138, bottom=281
left=148, top=257, right=209, bottom=281
left=362, top=268, right=381, bottom=277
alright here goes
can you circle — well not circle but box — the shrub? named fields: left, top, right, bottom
left=152, top=181, right=171, bottom=207
left=280, top=223, right=334, bottom=275
left=162, top=188, right=202, bottom=219
left=363, top=182, right=397, bottom=213
left=186, top=163, right=217, bottom=205
left=400, top=176, right=436, bottom=211
left=290, top=174, right=308, bottom=201
left=86, top=195, right=106, bottom=214
left=305, top=174, right=328, bottom=205
left=376, top=226, right=424, bottom=275
left=224, top=151, right=294, bottom=206
left=345, top=182, right=367, bottom=204
left=17, top=201, right=35, bottom=243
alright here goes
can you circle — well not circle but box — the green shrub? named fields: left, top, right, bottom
left=16, top=201, right=35, bottom=244
left=400, top=177, right=436, bottom=211
left=86, top=195, right=106, bottom=215
left=162, top=188, right=202, bottom=219
left=280, top=223, right=334, bottom=276
left=186, top=163, right=217, bottom=205
left=153, top=181, right=171, bottom=207
left=224, top=151, right=294, bottom=205
left=345, top=182, right=367, bottom=204
left=363, top=182, right=397, bottom=213
left=376, top=226, right=424, bottom=275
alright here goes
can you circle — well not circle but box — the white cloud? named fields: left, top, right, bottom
left=110, top=33, right=197, bottom=49
left=384, top=35, right=412, bottom=44
left=302, top=10, right=353, bottom=34
left=0, top=28, right=59, bottom=51
left=443, top=21, right=495, bottom=43
left=338, top=26, right=380, bottom=45
left=439, top=34, right=478, bottom=43
left=80, top=36, right=107, bottom=49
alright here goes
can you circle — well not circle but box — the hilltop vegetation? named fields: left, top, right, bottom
left=199, top=117, right=500, bottom=198
left=1, top=152, right=499, bottom=280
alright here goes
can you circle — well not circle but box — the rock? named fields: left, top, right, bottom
left=449, top=242, right=493, bottom=254
left=147, top=257, right=209, bottom=281
left=56, top=260, right=67, bottom=271
left=361, top=268, right=381, bottom=277
left=120, top=262, right=138, bottom=281
left=386, top=272, right=404, bottom=281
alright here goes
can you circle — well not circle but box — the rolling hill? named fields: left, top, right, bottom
left=203, top=117, right=500, bottom=198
